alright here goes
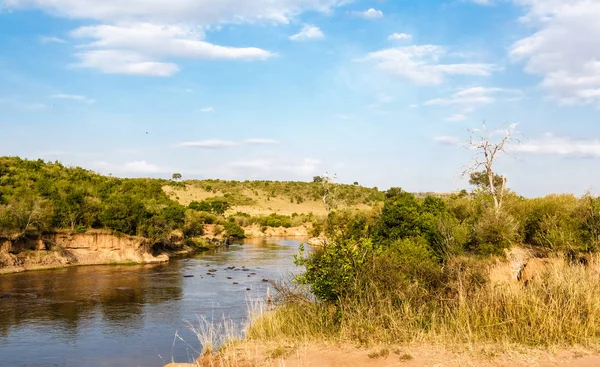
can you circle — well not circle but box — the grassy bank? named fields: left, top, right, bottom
left=246, top=256, right=600, bottom=347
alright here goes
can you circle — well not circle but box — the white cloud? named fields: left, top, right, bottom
left=50, top=93, right=96, bottom=104
left=178, top=139, right=238, bottom=149
left=470, top=0, right=494, bottom=5
left=367, top=93, right=394, bottom=110
left=424, top=87, right=520, bottom=106
left=245, top=138, right=279, bottom=145
left=5, top=0, right=349, bottom=25
left=40, top=36, right=66, bottom=44
left=361, top=45, right=497, bottom=85
left=289, top=25, right=324, bottom=41
left=353, top=8, right=383, bottom=19
left=230, top=159, right=272, bottom=171
left=70, top=23, right=273, bottom=76
left=511, top=0, right=600, bottom=105
left=388, top=33, right=412, bottom=41
left=229, top=157, right=321, bottom=175
left=73, top=49, right=179, bottom=76
left=446, top=113, right=468, bottom=121
left=509, top=134, right=600, bottom=158
left=434, top=136, right=461, bottom=145
left=89, top=160, right=163, bottom=174
left=335, top=113, right=354, bottom=120
left=124, top=160, right=162, bottom=173
left=24, top=103, right=47, bottom=110
left=199, top=107, right=215, bottom=112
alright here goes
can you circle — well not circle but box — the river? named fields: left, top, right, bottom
left=0, top=238, right=305, bottom=367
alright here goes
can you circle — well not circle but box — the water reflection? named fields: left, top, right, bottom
left=0, top=238, right=304, bottom=367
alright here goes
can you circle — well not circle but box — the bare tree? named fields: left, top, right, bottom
left=463, top=122, right=518, bottom=213
left=321, top=172, right=339, bottom=211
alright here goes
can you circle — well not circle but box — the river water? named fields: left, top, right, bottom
left=0, top=238, right=305, bottom=367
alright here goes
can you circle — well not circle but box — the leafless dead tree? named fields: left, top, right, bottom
left=463, top=122, right=518, bottom=213
left=321, top=172, right=339, bottom=211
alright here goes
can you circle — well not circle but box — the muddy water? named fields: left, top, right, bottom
left=0, top=238, right=305, bottom=367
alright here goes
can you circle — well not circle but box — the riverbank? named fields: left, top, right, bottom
left=0, top=230, right=174, bottom=274
left=0, top=224, right=315, bottom=275
left=168, top=342, right=600, bottom=367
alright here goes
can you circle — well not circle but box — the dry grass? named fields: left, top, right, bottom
left=245, top=257, right=600, bottom=348
left=163, top=184, right=375, bottom=216
left=175, top=256, right=600, bottom=367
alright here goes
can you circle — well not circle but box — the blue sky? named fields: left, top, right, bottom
left=1, top=0, right=600, bottom=197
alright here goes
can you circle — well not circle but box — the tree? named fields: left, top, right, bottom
left=353, top=182, right=359, bottom=186
left=469, top=171, right=504, bottom=194
left=172, top=173, right=182, bottom=181
left=463, top=122, right=517, bottom=213
left=320, top=172, right=340, bottom=211
left=312, top=176, right=324, bottom=183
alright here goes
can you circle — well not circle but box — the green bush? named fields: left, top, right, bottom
left=224, top=221, right=245, bottom=238
left=183, top=210, right=205, bottom=237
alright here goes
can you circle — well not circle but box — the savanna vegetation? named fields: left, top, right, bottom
left=0, top=157, right=248, bottom=248
left=244, top=126, right=600, bottom=350
left=0, top=157, right=379, bottom=254
left=246, top=185, right=600, bottom=348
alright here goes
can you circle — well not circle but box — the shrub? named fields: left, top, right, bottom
left=471, top=208, right=520, bottom=255
left=183, top=210, right=205, bottom=237
left=224, top=221, right=245, bottom=239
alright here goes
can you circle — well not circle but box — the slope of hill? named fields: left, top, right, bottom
left=163, top=179, right=384, bottom=216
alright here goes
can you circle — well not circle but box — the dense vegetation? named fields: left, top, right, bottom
left=0, top=157, right=245, bottom=244
left=186, top=179, right=384, bottom=207
left=248, top=183, right=600, bottom=347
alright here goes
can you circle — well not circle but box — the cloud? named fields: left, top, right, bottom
left=367, top=93, right=394, bottom=109
left=244, top=138, right=279, bottom=145
left=5, top=0, right=349, bottom=25
left=178, top=139, right=238, bottom=149
left=446, top=113, right=468, bottom=122
left=123, top=160, right=162, bottom=173
left=424, top=87, right=520, bottom=106
left=7, top=1, right=352, bottom=77
left=335, top=113, right=354, bottom=120
left=509, top=134, right=600, bottom=158
left=434, top=136, right=461, bottom=146
left=50, top=93, right=96, bottom=104
left=40, top=36, right=66, bottom=44
left=89, top=160, right=163, bottom=174
left=388, top=33, right=412, bottom=41
left=229, top=159, right=272, bottom=171
left=511, top=0, right=600, bottom=106
left=24, top=103, right=47, bottom=110
left=353, top=8, right=383, bottom=19
left=470, top=0, right=494, bottom=5
left=70, top=23, right=273, bottom=76
left=228, top=157, right=321, bottom=176
left=289, top=25, right=324, bottom=41
left=361, top=45, right=497, bottom=85
left=199, top=107, right=215, bottom=112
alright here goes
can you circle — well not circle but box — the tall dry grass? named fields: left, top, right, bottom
left=245, top=257, right=600, bottom=347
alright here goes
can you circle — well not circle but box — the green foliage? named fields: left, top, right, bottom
left=295, top=239, right=376, bottom=302
left=184, top=179, right=384, bottom=207
left=99, top=195, right=148, bottom=235
left=183, top=210, right=205, bottom=237
left=469, top=170, right=504, bottom=193
left=0, top=157, right=187, bottom=242
left=189, top=198, right=231, bottom=215
left=223, top=221, right=245, bottom=238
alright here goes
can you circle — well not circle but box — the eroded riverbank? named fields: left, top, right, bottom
left=0, top=237, right=304, bottom=367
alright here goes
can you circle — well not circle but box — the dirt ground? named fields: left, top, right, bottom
left=165, top=343, right=600, bottom=367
